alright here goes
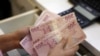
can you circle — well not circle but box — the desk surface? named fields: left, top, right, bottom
left=35, top=0, right=100, bottom=55
left=36, top=0, right=73, bottom=14
left=83, top=23, right=100, bottom=55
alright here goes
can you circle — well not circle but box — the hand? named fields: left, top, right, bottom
left=10, top=27, right=30, bottom=48
left=0, top=27, right=29, bottom=53
left=48, top=38, right=79, bottom=56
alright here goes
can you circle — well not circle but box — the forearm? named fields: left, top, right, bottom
left=0, top=33, right=19, bottom=53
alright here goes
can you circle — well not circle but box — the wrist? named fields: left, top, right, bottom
left=9, top=32, right=22, bottom=49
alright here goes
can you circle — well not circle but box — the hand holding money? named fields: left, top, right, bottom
left=20, top=10, right=86, bottom=56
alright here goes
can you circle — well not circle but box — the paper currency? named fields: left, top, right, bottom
left=33, top=36, right=58, bottom=56
left=34, top=10, right=60, bottom=26
left=0, top=50, right=3, bottom=56
left=20, top=10, right=86, bottom=56
left=20, top=34, right=37, bottom=56
left=33, top=13, right=86, bottom=56
left=61, top=13, right=86, bottom=48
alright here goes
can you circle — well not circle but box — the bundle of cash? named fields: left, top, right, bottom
left=20, top=10, right=86, bottom=56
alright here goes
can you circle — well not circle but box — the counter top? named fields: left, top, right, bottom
left=83, top=23, right=100, bottom=55
left=35, top=0, right=73, bottom=14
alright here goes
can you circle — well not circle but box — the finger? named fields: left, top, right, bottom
left=13, top=26, right=30, bottom=40
left=16, top=26, right=30, bottom=35
left=56, top=38, right=68, bottom=49
left=64, top=45, right=79, bottom=55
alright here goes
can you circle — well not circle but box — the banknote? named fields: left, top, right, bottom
left=33, top=13, right=86, bottom=56
left=63, top=13, right=86, bottom=48
left=33, top=35, right=58, bottom=56
left=0, top=50, right=3, bottom=56
left=34, top=10, right=60, bottom=26
left=62, top=12, right=76, bottom=22
left=20, top=34, right=37, bottom=56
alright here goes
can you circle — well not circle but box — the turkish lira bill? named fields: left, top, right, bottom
left=20, top=10, right=86, bottom=56
left=34, top=10, right=60, bottom=26
left=20, top=34, right=37, bottom=56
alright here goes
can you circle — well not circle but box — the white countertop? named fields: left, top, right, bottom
left=35, top=0, right=100, bottom=55
left=83, top=23, right=100, bottom=55
left=83, top=23, right=100, bottom=50
left=35, top=0, right=73, bottom=14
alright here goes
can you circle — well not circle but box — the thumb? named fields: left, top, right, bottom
left=64, top=45, right=79, bottom=55
left=56, top=38, right=68, bottom=49
left=14, top=26, right=30, bottom=40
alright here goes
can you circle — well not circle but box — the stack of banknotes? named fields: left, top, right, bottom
left=20, top=10, right=86, bottom=56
